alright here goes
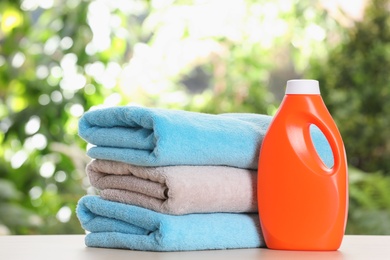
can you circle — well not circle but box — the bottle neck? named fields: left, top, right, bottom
left=279, top=94, right=326, bottom=117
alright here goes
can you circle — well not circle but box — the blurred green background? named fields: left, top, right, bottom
left=1, top=0, right=390, bottom=235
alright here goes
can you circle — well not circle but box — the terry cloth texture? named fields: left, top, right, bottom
left=76, top=195, right=265, bottom=251
left=87, top=159, right=257, bottom=215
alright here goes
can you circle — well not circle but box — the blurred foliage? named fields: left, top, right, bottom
left=309, top=0, right=390, bottom=174
left=347, top=167, right=390, bottom=234
left=0, top=0, right=389, bottom=236
left=0, top=179, right=38, bottom=235
left=0, top=0, right=131, bottom=234
left=308, top=0, right=390, bottom=235
left=1, top=0, right=89, bottom=234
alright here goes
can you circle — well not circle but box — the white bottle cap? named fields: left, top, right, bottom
left=285, top=79, right=320, bottom=94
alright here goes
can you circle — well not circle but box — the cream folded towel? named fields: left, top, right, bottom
left=87, top=159, right=257, bottom=215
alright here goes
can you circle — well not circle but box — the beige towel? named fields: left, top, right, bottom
left=87, top=159, right=257, bottom=215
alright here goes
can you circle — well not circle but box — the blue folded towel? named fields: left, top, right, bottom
left=76, top=195, right=264, bottom=251
left=78, top=106, right=333, bottom=169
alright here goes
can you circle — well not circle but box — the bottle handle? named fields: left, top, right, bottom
left=304, top=115, right=342, bottom=176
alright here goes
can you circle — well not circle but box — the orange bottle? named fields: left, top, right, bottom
left=257, top=79, right=348, bottom=251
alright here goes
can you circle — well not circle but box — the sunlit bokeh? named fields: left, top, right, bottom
left=1, top=0, right=389, bottom=236
left=56, top=206, right=72, bottom=223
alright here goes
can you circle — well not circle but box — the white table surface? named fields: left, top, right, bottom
left=0, top=235, right=389, bottom=260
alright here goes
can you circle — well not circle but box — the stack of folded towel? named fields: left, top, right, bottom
left=76, top=106, right=333, bottom=251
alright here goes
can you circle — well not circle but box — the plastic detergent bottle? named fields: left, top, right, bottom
left=257, top=79, right=348, bottom=251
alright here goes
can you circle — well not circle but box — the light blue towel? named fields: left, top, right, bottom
left=78, top=106, right=333, bottom=169
left=76, top=195, right=264, bottom=251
